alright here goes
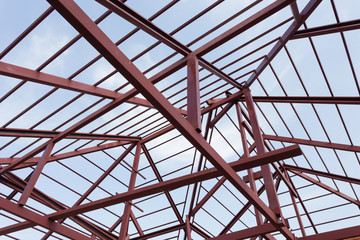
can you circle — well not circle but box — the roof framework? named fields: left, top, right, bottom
left=0, top=0, right=360, bottom=239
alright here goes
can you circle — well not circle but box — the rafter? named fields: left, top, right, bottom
left=0, top=61, right=179, bottom=112
left=244, top=0, right=322, bottom=87
left=263, top=134, right=360, bottom=152
left=292, top=19, right=360, bottom=39
left=0, top=127, right=140, bottom=141
left=290, top=170, right=360, bottom=207
left=0, top=141, right=132, bottom=168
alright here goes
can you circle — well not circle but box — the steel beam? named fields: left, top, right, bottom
left=237, top=96, right=360, bottom=105
left=297, top=224, right=360, bottom=240
left=131, top=224, right=186, bottom=240
left=186, top=215, right=192, bottom=240
left=0, top=61, right=168, bottom=111
left=46, top=145, right=301, bottom=220
left=263, top=134, right=360, bottom=152
left=0, top=127, right=140, bottom=141
left=0, top=141, right=132, bottom=168
left=142, top=144, right=184, bottom=224
left=236, top=102, right=263, bottom=225
left=291, top=170, right=360, bottom=207
left=284, top=164, right=360, bottom=185
left=244, top=0, right=322, bottom=87
left=18, top=141, right=54, bottom=206
left=187, top=55, right=201, bottom=132
left=95, top=0, right=242, bottom=89
left=244, top=88, right=281, bottom=217
left=292, top=19, right=360, bottom=39
left=119, top=143, right=141, bottom=239
left=0, top=196, right=92, bottom=240
left=209, top=102, right=235, bottom=128
left=211, top=223, right=277, bottom=240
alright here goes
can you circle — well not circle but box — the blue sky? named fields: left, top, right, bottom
left=1, top=0, right=360, bottom=239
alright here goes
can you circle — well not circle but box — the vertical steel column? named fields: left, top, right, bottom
left=119, top=143, right=141, bottom=239
left=187, top=55, right=201, bottom=132
left=18, top=141, right=54, bottom=206
left=284, top=168, right=306, bottom=237
left=186, top=215, right=192, bottom=240
left=188, top=110, right=213, bottom=217
left=235, top=103, right=263, bottom=225
left=243, top=88, right=281, bottom=217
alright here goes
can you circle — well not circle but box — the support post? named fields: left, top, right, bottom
left=235, top=102, right=263, bottom=225
left=187, top=54, right=201, bottom=132
left=284, top=168, right=306, bottom=237
left=186, top=215, right=192, bottom=240
left=243, top=88, right=281, bottom=218
left=119, top=143, right=141, bottom=239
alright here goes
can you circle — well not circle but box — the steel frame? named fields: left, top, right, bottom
left=1, top=0, right=360, bottom=239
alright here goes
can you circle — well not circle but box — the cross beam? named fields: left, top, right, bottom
left=46, top=145, right=301, bottom=220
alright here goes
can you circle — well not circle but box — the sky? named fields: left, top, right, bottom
left=1, top=0, right=360, bottom=239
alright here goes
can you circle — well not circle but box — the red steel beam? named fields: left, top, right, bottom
left=190, top=176, right=226, bottom=217
left=283, top=164, right=360, bottom=185
left=0, top=196, right=92, bottom=240
left=0, top=7, right=54, bottom=59
left=46, top=145, right=301, bottom=220
left=95, top=0, right=242, bottom=89
left=0, top=61, right=168, bottom=112
left=17, top=141, right=54, bottom=206
left=0, top=141, right=132, bottom=168
left=209, top=101, right=235, bottom=128
left=244, top=88, right=281, bottom=217
left=47, top=0, right=292, bottom=231
left=0, top=169, right=118, bottom=240
left=292, top=19, right=360, bottom=39
left=297, top=224, right=360, bottom=240
left=210, top=223, right=277, bottom=240
left=131, top=224, right=186, bottom=240
left=284, top=169, right=306, bottom=237
left=237, top=96, right=360, bottom=105
left=195, top=0, right=295, bottom=56
left=186, top=215, right=192, bottom=240
left=119, top=143, right=141, bottom=239
left=244, top=0, right=322, bottom=87
left=236, top=102, right=263, bottom=225
left=263, top=134, right=360, bottom=152
left=0, top=127, right=140, bottom=141
left=187, top=55, right=202, bottom=132
left=142, top=144, right=184, bottom=224
left=189, top=223, right=211, bottom=239
left=290, top=170, right=360, bottom=207
left=130, top=210, right=144, bottom=237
